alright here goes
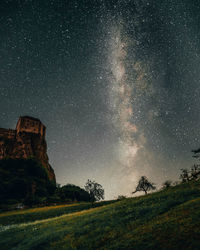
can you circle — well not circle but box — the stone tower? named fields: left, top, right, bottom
left=16, top=116, right=46, bottom=138
left=0, top=116, right=55, bottom=182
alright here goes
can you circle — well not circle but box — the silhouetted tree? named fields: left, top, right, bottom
left=85, top=179, right=104, bottom=202
left=192, top=148, right=200, bottom=159
left=179, top=165, right=200, bottom=183
left=132, top=176, right=156, bottom=195
left=191, top=148, right=200, bottom=179
left=162, top=180, right=172, bottom=189
left=180, top=169, right=190, bottom=182
left=178, top=149, right=200, bottom=184
left=191, top=164, right=200, bottom=180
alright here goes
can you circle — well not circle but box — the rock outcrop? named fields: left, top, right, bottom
left=0, top=116, right=55, bottom=182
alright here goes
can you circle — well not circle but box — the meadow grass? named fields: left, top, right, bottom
left=0, top=200, right=115, bottom=226
left=0, top=181, right=200, bottom=249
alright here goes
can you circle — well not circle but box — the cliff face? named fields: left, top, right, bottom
left=0, top=117, right=56, bottom=182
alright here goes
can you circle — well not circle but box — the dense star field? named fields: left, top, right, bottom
left=1, top=0, right=200, bottom=199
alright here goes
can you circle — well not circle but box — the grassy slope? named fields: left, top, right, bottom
left=0, top=181, right=200, bottom=249
left=0, top=200, right=115, bottom=226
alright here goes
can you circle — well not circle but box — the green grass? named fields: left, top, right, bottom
left=0, top=200, right=115, bottom=226
left=0, top=181, right=200, bottom=249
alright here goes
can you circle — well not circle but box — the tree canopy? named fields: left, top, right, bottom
left=132, top=176, right=156, bottom=195
left=85, top=179, right=104, bottom=201
left=57, top=184, right=92, bottom=202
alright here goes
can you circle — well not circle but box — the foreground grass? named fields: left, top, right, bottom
left=0, top=200, right=115, bottom=226
left=0, top=181, right=200, bottom=249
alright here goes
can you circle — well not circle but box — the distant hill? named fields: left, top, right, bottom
left=0, top=180, right=200, bottom=249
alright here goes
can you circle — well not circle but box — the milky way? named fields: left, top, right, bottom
left=109, top=24, right=139, bottom=164
left=1, top=0, right=200, bottom=199
left=102, top=0, right=200, bottom=195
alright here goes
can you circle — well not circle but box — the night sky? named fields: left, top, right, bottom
left=1, top=0, right=200, bottom=199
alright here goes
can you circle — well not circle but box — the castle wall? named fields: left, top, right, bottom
left=0, top=128, right=16, bottom=139
left=0, top=117, right=55, bottom=182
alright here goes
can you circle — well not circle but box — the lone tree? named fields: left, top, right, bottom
left=132, top=176, right=156, bottom=195
left=85, top=179, right=104, bottom=202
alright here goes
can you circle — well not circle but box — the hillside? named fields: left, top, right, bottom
left=0, top=158, right=56, bottom=208
left=0, top=181, right=200, bottom=249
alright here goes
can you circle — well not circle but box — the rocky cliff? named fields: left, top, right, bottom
left=0, top=117, right=56, bottom=182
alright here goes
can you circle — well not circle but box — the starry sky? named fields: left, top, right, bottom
left=1, top=0, right=200, bottom=199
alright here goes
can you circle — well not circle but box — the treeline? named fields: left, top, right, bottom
left=0, top=159, right=104, bottom=210
left=50, top=180, right=104, bottom=204
left=119, top=149, right=200, bottom=199
left=130, top=164, right=200, bottom=197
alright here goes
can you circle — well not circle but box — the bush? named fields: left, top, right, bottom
left=117, top=195, right=127, bottom=200
left=57, top=184, right=92, bottom=202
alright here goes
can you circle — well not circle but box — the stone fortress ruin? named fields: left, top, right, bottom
left=0, top=116, right=46, bottom=140
left=16, top=116, right=46, bottom=137
left=0, top=116, right=55, bottom=181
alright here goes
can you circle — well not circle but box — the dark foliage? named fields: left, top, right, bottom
left=0, top=158, right=56, bottom=206
left=180, top=168, right=191, bottom=182
left=117, top=195, right=127, bottom=200
left=191, top=164, right=200, bottom=180
left=132, top=176, right=156, bottom=195
left=57, top=184, right=92, bottom=202
left=179, top=149, right=200, bottom=183
left=180, top=165, right=200, bottom=182
left=192, top=147, right=200, bottom=155
left=85, top=179, right=104, bottom=201
left=162, top=180, right=172, bottom=189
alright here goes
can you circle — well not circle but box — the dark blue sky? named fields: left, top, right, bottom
left=1, top=0, right=200, bottom=199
